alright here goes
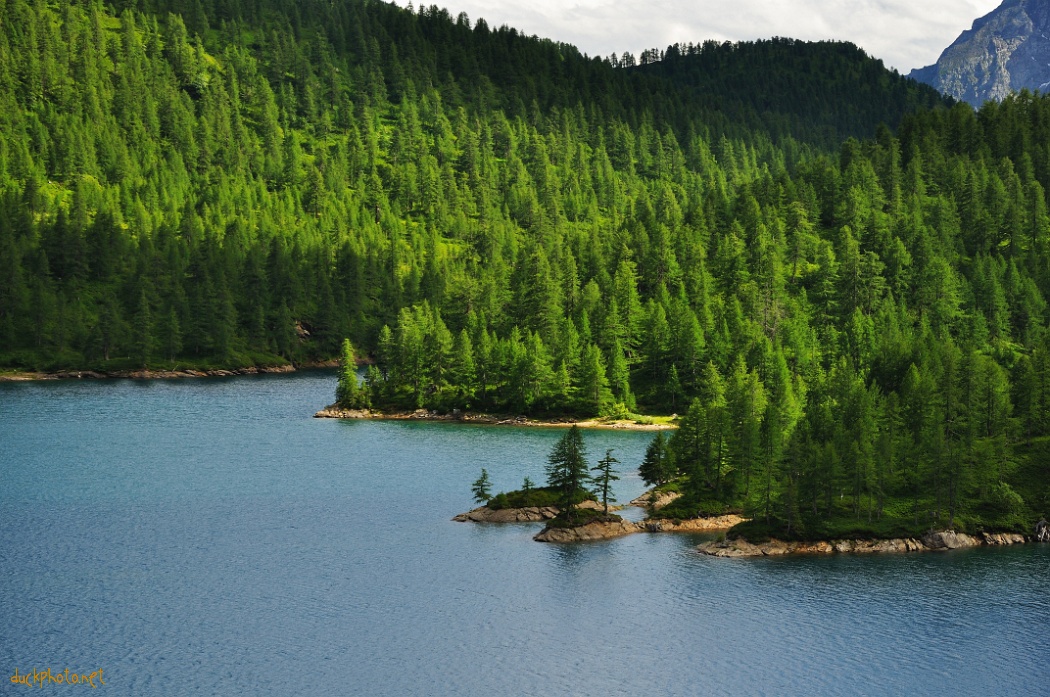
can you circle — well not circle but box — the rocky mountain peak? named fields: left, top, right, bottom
left=910, top=0, right=1050, bottom=106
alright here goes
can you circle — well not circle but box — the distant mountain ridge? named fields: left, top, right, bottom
left=910, top=0, right=1050, bottom=106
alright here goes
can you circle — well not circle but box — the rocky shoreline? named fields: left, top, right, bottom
left=534, top=519, right=640, bottom=543
left=628, top=490, right=683, bottom=509
left=0, top=360, right=339, bottom=382
left=454, top=498, right=743, bottom=543
left=642, top=515, right=747, bottom=533
left=316, top=406, right=675, bottom=431
left=453, top=506, right=560, bottom=523
left=455, top=497, right=1039, bottom=552
left=697, top=530, right=1031, bottom=558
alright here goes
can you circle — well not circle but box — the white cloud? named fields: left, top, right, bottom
left=394, top=0, right=1003, bottom=72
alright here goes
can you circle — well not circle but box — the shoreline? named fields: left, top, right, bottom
left=697, top=530, right=1032, bottom=557
left=455, top=500, right=743, bottom=543
left=0, top=360, right=339, bottom=382
left=456, top=498, right=1040, bottom=553
left=315, top=406, right=676, bottom=431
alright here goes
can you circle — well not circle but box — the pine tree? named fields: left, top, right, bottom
left=639, top=431, right=674, bottom=486
left=472, top=468, right=492, bottom=504
left=545, top=425, right=590, bottom=520
left=336, top=338, right=368, bottom=409
left=592, top=449, right=620, bottom=514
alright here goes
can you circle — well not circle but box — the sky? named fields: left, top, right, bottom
left=391, top=0, right=1004, bottom=73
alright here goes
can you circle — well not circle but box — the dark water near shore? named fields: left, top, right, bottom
left=2, top=372, right=1048, bottom=696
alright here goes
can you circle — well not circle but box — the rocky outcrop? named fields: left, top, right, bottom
left=629, top=489, right=682, bottom=510
left=698, top=531, right=1030, bottom=558
left=1037, top=518, right=1049, bottom=542
left=642, top=514, right=746, bottom=533
left=922, top=530, right=1028, bottom=548
left=533, top=519, right=641, bottom=543
left=453, top=499, right=606, bottom=523
left=910, top=0, right=1050, bottom=106
left=453, top=506, right=559, bottom=523
left=315, top=406, right=374, bottom=419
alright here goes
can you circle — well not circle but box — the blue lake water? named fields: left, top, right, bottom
left=1, top=371, right=1048, bottom=696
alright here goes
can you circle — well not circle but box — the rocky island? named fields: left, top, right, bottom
left=455, top=484, right=744, bottom=543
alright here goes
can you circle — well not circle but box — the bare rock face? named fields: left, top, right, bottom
left=981, top=531, right=1029, bottom=545
left=629, top=489, right=682, bottom=510
left=533, top=519, right=641, bottom=543
left=452, top=506, right=559, bottom=523
left=922, top=530, right=980, bottom=549
left=643, top=515, right=746, bottom=533
left=910, top=0, right=1050, bottom=106
left=453, top=499, right=609, bottom=524
left=698, top=538, right=781, bottom=557
left=1035, top=519, right=1049, bottom=542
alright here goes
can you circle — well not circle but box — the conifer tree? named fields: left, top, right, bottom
left=639, top=431, right=674, bottom=486
left=472, top=468, right=492, bottom=504
left=336, top=338, right=368, bottom=409
left=545, top=425, right=590, bottom=520
left=592, top=449, right=620, bottom=514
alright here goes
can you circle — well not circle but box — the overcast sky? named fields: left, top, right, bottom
left=392, top=0, right=1003, bottom=73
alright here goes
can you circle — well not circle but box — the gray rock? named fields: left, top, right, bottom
left=910, top=0, right=1050, bottom=106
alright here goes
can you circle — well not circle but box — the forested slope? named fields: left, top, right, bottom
left=2, top=0, right=1049, bottom=534
left=1, top=0, right=947, bottom=373
left=635, top=38, right=949, bottom=148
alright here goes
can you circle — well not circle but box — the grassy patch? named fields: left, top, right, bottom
left=728, top=516, right=930, bottom=543
left=653, top=480, right=684, bottom=495
left=487, top=486, right=594, bottom=510
left=652, top=488, right=741, bottom=520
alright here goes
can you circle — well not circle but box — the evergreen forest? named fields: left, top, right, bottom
left=3, top=0, right=1050, bottom=536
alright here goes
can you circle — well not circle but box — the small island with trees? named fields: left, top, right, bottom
left=454, top=426, right=639, bottom=542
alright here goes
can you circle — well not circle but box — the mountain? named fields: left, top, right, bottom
left=910, top=0, right=1050, bottom=106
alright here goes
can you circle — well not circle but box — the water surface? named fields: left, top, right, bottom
left=2, top=373, right=1047, bottom=695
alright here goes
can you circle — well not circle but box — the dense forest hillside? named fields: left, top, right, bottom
left=1, top=0, right=949, bottom=374
left=2, top=0, right=1049, bottom=536
left=637, top=38, right=950, bottom=148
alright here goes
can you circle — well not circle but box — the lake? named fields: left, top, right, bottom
left=1, top=371, right=1047, bottom=695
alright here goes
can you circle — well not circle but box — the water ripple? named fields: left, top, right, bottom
left=2, top=374, right=1048, bottom=696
